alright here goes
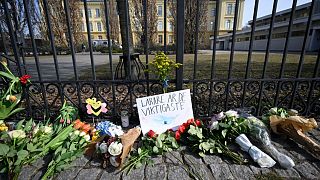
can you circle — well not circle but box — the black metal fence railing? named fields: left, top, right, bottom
left=0, top=0, right=319, bottom=122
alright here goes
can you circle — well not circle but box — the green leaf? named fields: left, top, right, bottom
left=155, top=137, right=163, bottom=148
left=27, top=143, right=35, bottom=152
left=17, top=150, right=29, bottom=159
left=15, top=120, right=25, bottom=130
left=219, top=123, right=230, bottom=128
left=0, top=143, right=10, bottom=156
left=7, top=149, right=17, bottom=158
left=135, top=162, right=142, bottom=168
left=152, top=146, right=159, bottom=154
left=138, top=148, right=142, bottom=155
left=60, top=152, right=73, bottom=161
left=171, top=140, right=179, bottom=149
left=159, top=133, right=166, bottom=141
left=0, top=166, right=8, bottom=173
left=221, top=129, right=228, bottom=138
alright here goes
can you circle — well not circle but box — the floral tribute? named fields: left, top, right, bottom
left=86, top=97, right=108, bottom=116
left=92, top=121, right=140, bottom=168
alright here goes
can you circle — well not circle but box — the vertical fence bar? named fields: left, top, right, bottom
left=23, top=0, right=50, bottom=116
left=42, top=0, right=64, bottom=103
left=9, top=0, right=28, bottom=75
left=256, top=0, right=278, bottom=114
left=224, top=0, right=239, bottom=110
left=208, top=0, right=219, bottom=115
left=0, top=22, right=8, bottom=56
left=306, top=48, right=320, bottom=114
left=175, top=0, right=184, bottom=90
left=103, top=0, right=116, bottom=117
left=241, top=0, right=259, bottom=108
left=274, top=0, right=297, bottom=106
left=83, top=0, right=96, bottom=80
left=192, top=0, right=200, bottom=100
left=289, top=0, right=315, bottom=109
left=163, top=0, right=167, bottom=53
left=2, top=0, right=22, bottom=76
left=124, top=0, right=133, bottom=113
left=143, top=0, right=150, bottom=96
left=63, top=0, right=82, bottom=106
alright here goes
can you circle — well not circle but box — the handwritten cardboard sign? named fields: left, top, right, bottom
left=136, top=89, right=194, bottom=135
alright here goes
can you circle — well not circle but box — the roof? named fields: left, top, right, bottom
left=248, top=2, right=312, bottom=24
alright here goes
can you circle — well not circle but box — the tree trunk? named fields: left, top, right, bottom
left=116, top=0, right=133, bottom=56
left=116, top=0, right=137, bottom=79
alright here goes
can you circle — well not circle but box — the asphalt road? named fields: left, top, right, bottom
left=22, top=53, right=120, bottom=81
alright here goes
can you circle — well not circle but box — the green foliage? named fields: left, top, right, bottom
left=54, top=101, right=78, bottom=132
left=148, top=52, right=182, bottom=82
left=0, top=94, right=24, bottom=120
left=147, top=52, right=182, bottom=89
left=0, top=61, right=22, bottom=98
left=122, top=130, right=179, bottom=174
left=261, top=107, right=289, bottom=126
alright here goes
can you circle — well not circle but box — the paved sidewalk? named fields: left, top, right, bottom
left=13, top=128, right=320, bottom=180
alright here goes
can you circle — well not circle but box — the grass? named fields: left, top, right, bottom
left=79, top=52, right=318, bottom=80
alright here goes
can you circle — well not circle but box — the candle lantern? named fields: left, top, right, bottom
left=121, top=110, right=129, bottom=128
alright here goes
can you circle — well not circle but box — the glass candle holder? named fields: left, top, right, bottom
left=121, top=110, right=129, bottom=128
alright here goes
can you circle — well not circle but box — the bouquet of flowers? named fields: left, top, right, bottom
left=178, top=114, right=249, bottom=164
left=93, top=121, right=140, bottom=168
left=238, top=109, right=295, bottom=169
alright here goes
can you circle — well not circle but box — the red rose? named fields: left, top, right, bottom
left=175, top=131, right=181, bottom=141
left=187, top=119, right=195, bottom=125
left=195, top=119, right=201, bottom=127
left=178, top=125, right=186, bottom=133
left=19, top=74, right=31, bottom=85
left=147, top=130, right=156, bottom=138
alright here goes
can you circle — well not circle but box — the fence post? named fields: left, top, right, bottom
left=175, top=0, right=184, bottom=90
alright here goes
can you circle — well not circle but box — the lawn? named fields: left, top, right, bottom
left=79, top=52, right=318, bottom=80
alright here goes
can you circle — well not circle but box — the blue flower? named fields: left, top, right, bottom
left=162, top=79, right=169, bottom=88
left=96, top=121, right=112, bottom=136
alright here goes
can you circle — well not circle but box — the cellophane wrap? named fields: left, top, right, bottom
left=236, top=134, right=276, bottom=168
left=238, top=111, right=295, bottom=169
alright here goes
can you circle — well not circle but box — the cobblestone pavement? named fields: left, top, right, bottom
left=10, top=128, right=320, bottom=180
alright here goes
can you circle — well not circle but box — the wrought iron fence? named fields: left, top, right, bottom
left=0, top=0, right=319, bottom=122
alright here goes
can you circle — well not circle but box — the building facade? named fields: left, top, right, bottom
left=79, top=0, right=245, bottom=48
left=212, top=1, right=320, bottom=52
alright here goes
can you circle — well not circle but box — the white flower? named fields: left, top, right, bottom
left=99, top=142, right=108, bottom=153
left=84, top=134, right=90, bottom=142
left=216, top=112, right=225, bottom=120
left=210, top=121, right=219, bottom=130
left=8, top=130, right=26, bottom=139
left=33, top=126, right=39, bottom=135
left=108, top=141, right=123, bottom=156
left=269, top=107, right=278, bottom=114
left=225, top=110, right=239, bottom=118
left=43, top=126, right=53, bottom=134
left=6, top=95, right=10, bottom=101
left=79, top=131, right=86, bottom=137
left=74, top=130, right=80, bottom=136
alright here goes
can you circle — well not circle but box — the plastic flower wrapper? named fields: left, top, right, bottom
left=236, top=134, right=276, bottom=168
left=96, top=121, right=124, bottom=137
left=237, top=109, right=295, bottom=169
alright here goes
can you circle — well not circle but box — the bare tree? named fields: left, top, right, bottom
left=167, top=0, right=209, bottom=53
left=39, top=0, right=84, bottom=48
left=130, top=0, right=158, bottom=47
left=100, top=0, right=120, bottom=44
left=0, top=0, right=41, bottom=46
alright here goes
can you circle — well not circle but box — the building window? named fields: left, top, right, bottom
left=89, top=22, right=93, bottom=31
left=169, top=35, right=173, bottom=43
left=211, top=8, right=216, bottom=16
left=88, top=8, right=92, bottom=18
left=169, top=22, right=173, bottom=31
left=158, top=35, right=163, bottom=44
left=158, top=21, right=163, bottom=31
left=157, top=5, right=162, bottom=16
left=225, top=20, right=232, bottom=30
left=226, top=3, right=234, bottom=15
left=97, top=22, right=102, bottom=31
left=98, top=35, right=103, bottom=39
left=210, top=21, right=214, bottom=30
left=96, top=8, right=100, bottom=18
left=80, top=9, right=83, bottom=17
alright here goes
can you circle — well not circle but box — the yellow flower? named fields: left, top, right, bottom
left=0, top=126, right=8, bottom=132
left=92, top=135, right=98, bottom=141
